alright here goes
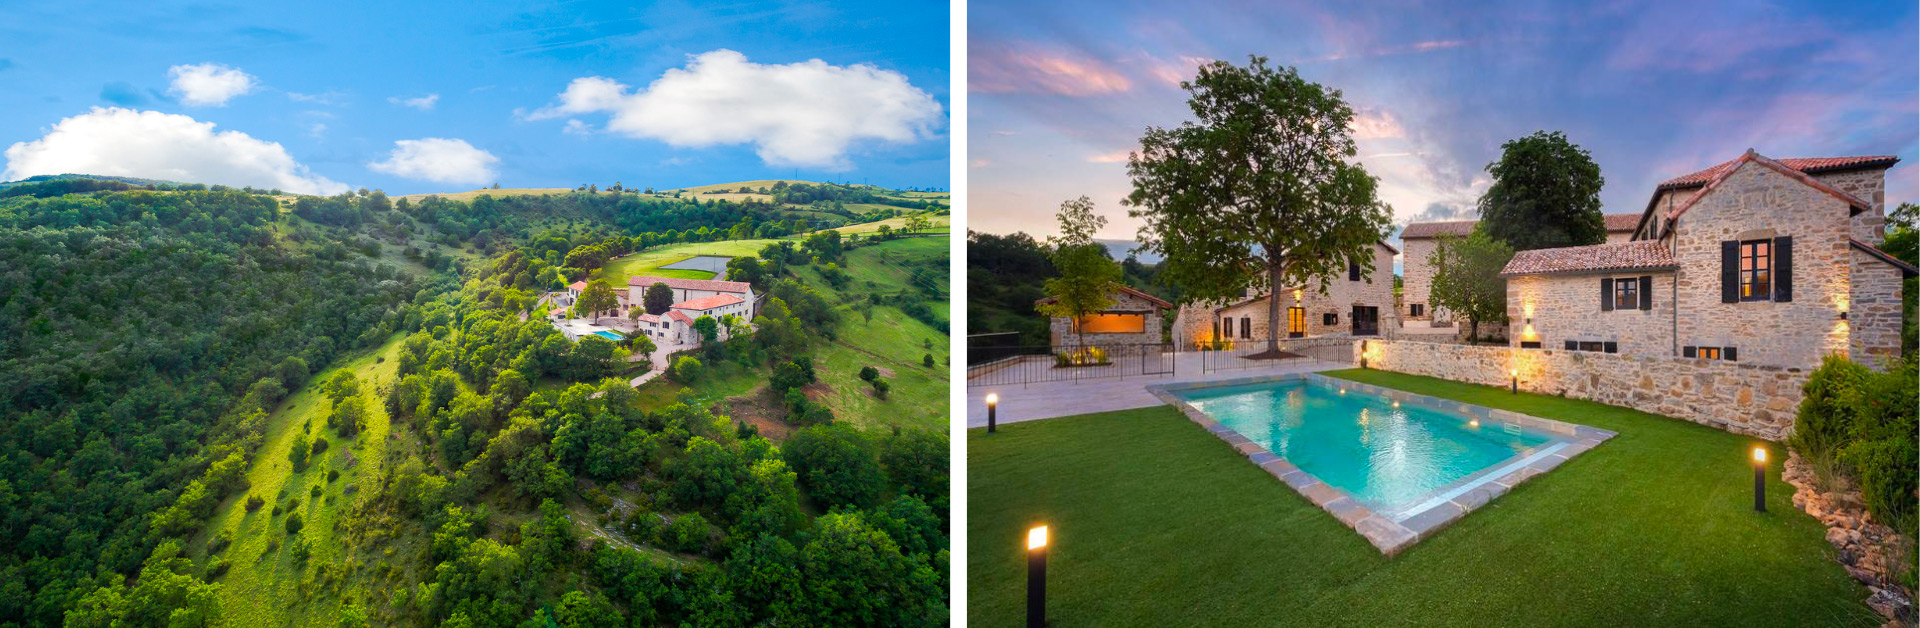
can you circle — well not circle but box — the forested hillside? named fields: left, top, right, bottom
left=0, top=181, right=949, bottom=627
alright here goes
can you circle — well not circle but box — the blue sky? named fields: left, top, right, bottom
left=968, top=0, right=1919, bottom=245
left=0, top=1, right=950, bottom=195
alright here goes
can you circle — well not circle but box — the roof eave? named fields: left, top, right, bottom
left=1501, top=265, right=1679, bottom=279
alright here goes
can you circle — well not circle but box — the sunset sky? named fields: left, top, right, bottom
left=967, top=0, right=1918, bottom=251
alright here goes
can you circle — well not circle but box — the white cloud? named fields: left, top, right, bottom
left=528, top=49, right=944, bottom=170
left=1350, top=108, right=1405, bottom=139
left=562, top=119, right=593, bottom=135
left=3, top=107, right=347, bottom=194
left=389, top=94, right=439, bottom=111
left=167, top=63, right=257, bottom=107
left=1087, top=149, right=1131, bottom=163
left=307, top=122, right=327, bottom=138
left=366, top=138, right=499, bottom=185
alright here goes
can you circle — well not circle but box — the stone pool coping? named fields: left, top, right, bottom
left=1145, top=372, right=1616, bottom=556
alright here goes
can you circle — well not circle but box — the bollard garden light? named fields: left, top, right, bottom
left=987, top=393, right=999, bottom=433
left=1752, top=446, right=1767, bottom=512
left=1027, top=525, right=1049, bottom=628
left=1359, top=340, right=1369, bottom=369
left=1509, top=369, right=1518, bottom=394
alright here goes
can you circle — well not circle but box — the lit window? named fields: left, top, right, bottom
left=1739, top=240, right=1771, bottom=301
left=1613, top=278, right=1638, bottom=310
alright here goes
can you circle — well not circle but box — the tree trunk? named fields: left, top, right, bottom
left=1469, top=319, right=1479, bottom=344
left=1266, top=262, right=1283, bottom=354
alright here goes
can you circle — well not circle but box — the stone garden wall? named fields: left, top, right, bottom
left=1358, top=339, right=1809, bottom=440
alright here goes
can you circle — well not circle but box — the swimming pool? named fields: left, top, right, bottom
left=593, top=330, right=625, bottom=341
left=1149, top=373, right=1613, bottom=554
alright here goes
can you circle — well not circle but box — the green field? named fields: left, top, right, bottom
left=592, top=239, right=781, bottom=283
left=820, top=212, right=951, bottom=235
left=967, top=369, right=1880, bottom=627
left=192, top=334, right=414, bottom=627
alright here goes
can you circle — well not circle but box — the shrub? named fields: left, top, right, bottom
left=245, top=495, right=265, bottom=512
left=310, top=485, right=323, bottom=498
left=922, top=353, right=935, bottom=368
left=328, top=469, right=341, bottom=483
left=311, top=437, right=330, bottom=457
left=205, top=558, right=230, bottom=580
left=664, top=512, right=710, bottom=554
left=1789, top=356, right=1872, bottom=458
left=208, top=531, right=233, bottom=554
left=872, top=378, right=891, bottom=400
left=285, top=513, right=304, bottom=535
left=858, top=366, right=879, bottom=382
left=672, top=356, right=704, bottom=384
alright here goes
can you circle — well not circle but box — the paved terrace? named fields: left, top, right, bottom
left=965, top=351, right=1349, bottom=427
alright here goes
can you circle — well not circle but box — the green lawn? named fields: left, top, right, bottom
left=967, top=369, right=1880, bottom=627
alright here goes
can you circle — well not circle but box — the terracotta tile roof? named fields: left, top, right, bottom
left=1400, top=220, right=1477, bottom=239
left=567, top=280, right=588, bottom=291
left=633, top=313, right=661, bottom=323
left=1666, top=151, right=1872, bottom=223
left=625, top=275, right=752, bottom=294
left=1851, top=239, right=1919, bottom=278
left=1500, top=240, right=1677, bottom=277
left=1659, top=155, right=1899, bottom=189
left=672, top=293, right=745, bottom=311
left=1035, top=283, right=1173, bottom=310
left=667, top=310, right=693, bottom=324
left=1402, top=215, right=1638, bottom=240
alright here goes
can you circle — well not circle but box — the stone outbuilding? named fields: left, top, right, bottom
left=1170, top=240, right=1400, bottom=349
left=1504, top=151, right=1915, bottom=370
left=1036, top=284, right=1174, bottom=351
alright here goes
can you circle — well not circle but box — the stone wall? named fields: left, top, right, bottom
left=1047, top=290, right=1165, bottom=350
left=1507, top=272, right=1676, bottom=357
left=1813, top=168, right=1888, bottom=243
left=1359, top=339, right=1809, bottom=440
left=1848, top=247, right=1905, bottom=366
left=1671, top=160, right=1854, bottom=369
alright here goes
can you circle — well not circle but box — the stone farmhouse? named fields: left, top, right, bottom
left=549, top=275, right=757, bottom=348
left=1501, top=151, right=1914, bottom=369
left=1036, top=284, right=1174, bottom=351
left=1401, top=213, right=1640, bottom=326
left=1168, top=240, right=1400, bottom=349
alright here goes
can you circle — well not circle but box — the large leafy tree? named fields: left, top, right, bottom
left=1126, top=56, right=1392, bottom=356
left=1478, top=131, right=1606, bottom=251
left=643, top=282, right=674, bottom=315
left=1427, top=229, right=1514, bottom=343
left=1035, top=196, right=1122, bottom=349
left=1886, top=202, right=1917, bottom=355
left=575, top=280, right=620, bottom=319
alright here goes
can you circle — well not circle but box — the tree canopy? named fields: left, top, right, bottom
left=1125, top=56, right=1392, bottom=355
left=1477, top=131, right=1607, bottom=251
left=1428, top=228, right=1515, bottom=342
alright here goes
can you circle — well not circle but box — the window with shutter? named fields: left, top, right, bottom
left=1600, top=278, right=1615, bottom=311
left=1611, top=278, right=1637, bottom=310
left=1638, top=276, right=1653, bottom=310
left=1223, top=317, right=1233, bottom=338
left=1240, top=316, right=1250, bottom=339
left=1738, top=239, right=1772, bottom=301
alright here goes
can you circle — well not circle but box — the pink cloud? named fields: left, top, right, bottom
left=1087, top=149, right=1132, bottom=163
left=972, top=46, right=1133, bottom=96
left=1350, top=107, right=1405, bottom=140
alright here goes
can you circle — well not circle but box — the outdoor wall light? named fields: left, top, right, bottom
left=1359, top=340, right=1369, bottom=369
left=1509, top=369, right=1519, bottom=394
left=986, top=393, right=999, bottom=433
left=1838, top=311, right=1849, bottom=321
left=1752, top=446, right=1767, bottom=513
left=1027, top=525, right=1049, bottom=628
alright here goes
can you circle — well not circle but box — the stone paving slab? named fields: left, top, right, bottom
left=1150, top=372, right=1618, bottom=557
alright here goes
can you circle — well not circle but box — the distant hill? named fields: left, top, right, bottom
left=1098, top=239, right=1162, bottom=264
left=0, top=172, right=189, bottom=191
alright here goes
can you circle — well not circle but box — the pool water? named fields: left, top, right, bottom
left=593, top=331, right=625, bottom=341
left=1175, top=379, right=1561, bottom=520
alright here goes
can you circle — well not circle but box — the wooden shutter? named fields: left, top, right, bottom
left=1600, top=278, right=1614, bottom=311
left=1638, top=276, right=1653, bottom=310
left=1773, top=236, right=1793, bottom=302
left=1720, top=241, right=1739, bottom=303
left=1683, top=346, right=1697, bottom=358
left=1241, top=316, right=1250, bottom=339
left=1724, top=347, right=1738, bottom=361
